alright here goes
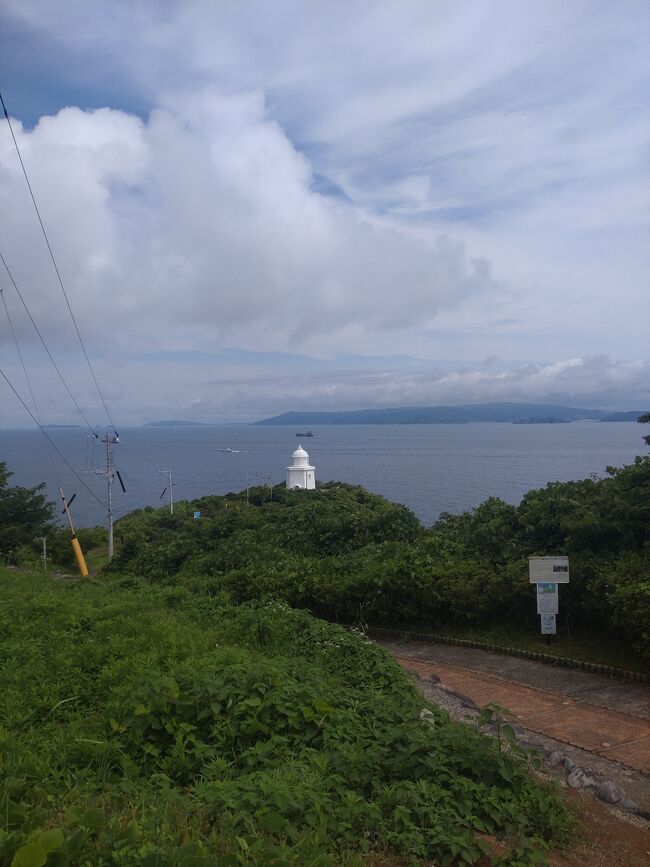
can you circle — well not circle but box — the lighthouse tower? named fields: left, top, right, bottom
left=287, top=444, right=316, bottom=490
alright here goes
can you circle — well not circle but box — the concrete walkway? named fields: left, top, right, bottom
left=379, top=638, right=650, bottom=774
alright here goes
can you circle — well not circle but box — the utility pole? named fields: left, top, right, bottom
left=42, top=535, right=47, bottom=572
left=96, top=433, right=120, bottom=558
left=157, top=469, right=174, bottom=514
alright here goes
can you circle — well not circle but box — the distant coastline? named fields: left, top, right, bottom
left=253, top=402, right=646, bottom=427
left=143, top=420, right=215, bottom=427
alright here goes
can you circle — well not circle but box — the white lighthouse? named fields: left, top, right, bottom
left=286, top=444, right=316, bottom=490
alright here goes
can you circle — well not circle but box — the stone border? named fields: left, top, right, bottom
left=364, top=625, right=649, bottom=684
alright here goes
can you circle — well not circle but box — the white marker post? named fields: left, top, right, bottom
left=529, top=557, right=569, bottom=645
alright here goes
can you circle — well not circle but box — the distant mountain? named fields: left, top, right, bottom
left=599, top=411, right=647, bottom=422
left=143, top=420, right=214, bottom=427
left=253, top=402, right=645, bottom=426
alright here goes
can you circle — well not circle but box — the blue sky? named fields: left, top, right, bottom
left=0, top=0, right=648, bottom=425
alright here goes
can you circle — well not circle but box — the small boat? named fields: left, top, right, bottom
left=296, top=431, right=314, bottom=437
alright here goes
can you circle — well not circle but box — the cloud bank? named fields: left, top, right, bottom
left=1, top=94, right=492, bottom=354
left=0, top=1, right=648, bottom=425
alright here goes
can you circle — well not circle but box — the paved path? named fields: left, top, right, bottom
left=379, top=639, right=650, bottom=774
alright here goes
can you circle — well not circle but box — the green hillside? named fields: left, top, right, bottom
left=109, top=458, right=650, bottom=667
left=2, top=454, right=649, bottom=864
left=0, top=571, right=569, bottom=866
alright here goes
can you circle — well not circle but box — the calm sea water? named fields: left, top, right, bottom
left=0, top=422, right=644, bottom=528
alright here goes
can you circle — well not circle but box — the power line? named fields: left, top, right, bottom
left=0, top=365, right=106, bottom=508
left=0, top=90, right=117, bottom=434
left=0, top=286, right=41, bottom=422
left=0, top=247, right=97, bottom=435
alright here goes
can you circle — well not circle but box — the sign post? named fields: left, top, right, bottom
left=529, top=557, right=569, bottom=645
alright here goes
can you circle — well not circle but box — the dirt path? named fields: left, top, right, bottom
left=548, top=790, right=650, bottom=867
left=378, top=638, right=650, bottom=814
left=380, top=638, right=650, bottom=768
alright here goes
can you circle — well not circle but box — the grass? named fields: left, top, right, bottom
left=0, top=566, right=571, bottom=866
left=83, top=543, right=112, bottom=573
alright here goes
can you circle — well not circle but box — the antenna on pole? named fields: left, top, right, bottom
left=96, top=432, right=125, bottom=558
left=157, top=469, right=174, bottom=514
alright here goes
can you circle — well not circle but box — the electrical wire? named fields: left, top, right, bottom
left=0, top=247, right=97, bottom=435
left=0, top=90, right=117, bottom=434
left=0, top=287, right=41, bottom=422
left=0, top=365, right=106, bottom=508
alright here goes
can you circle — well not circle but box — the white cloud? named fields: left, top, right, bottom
left=4, top=351, right=645, bottom=428
left=0, top=1, right=648, bottom=424
left=1, top=93, right=493, bottom=356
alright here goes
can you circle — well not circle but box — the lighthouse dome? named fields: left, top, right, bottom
left=291, top=444, right=311, bottom=468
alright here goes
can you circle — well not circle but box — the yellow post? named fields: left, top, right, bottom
left=70, top=536, right=89, bottom=577
left=59, top=486, right=89, bottom=578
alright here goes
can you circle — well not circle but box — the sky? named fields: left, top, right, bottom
left=0, top=0, right=648, bottom=426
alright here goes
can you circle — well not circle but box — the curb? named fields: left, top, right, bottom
left=363, top=625, right=650, bottom=685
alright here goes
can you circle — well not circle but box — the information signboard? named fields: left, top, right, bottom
left=540, top=613, right=557, bottom=635
left=536, top=582, right=559, bottom=614
left=529, top=556, right=569, bottom=583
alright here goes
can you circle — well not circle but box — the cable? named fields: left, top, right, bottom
left=0, top=365, right=106, bottom=508
left=0, top=287, right=41, bottom=422
left=0, top=248, right=97, bottom=435
left=0, top=90, right=117, bottom=434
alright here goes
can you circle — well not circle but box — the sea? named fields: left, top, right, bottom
left=0, top=422, right=645, bottom=528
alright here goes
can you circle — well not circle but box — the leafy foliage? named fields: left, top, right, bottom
left=110, top=461, right=650, bottom=662
left=44, top=526, right=107, bottom=570
left=0, top=462, right=54, bottom=560
left=0, top=571, right=569, bottom=865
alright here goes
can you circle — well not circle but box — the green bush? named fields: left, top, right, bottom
left=0, top=462, right=54, bottom=560
left=107, top=460, right=650, bottom=663
left=0, top=570, right=570, bottom=866
left=42, top=526, right=107, bottom=569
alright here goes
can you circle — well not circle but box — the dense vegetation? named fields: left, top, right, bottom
left=109, top=458, right=650, bottom=664
left=3, top=448, right=647, bottom=863
left=0, top=571, right=569, bottom=866
left=0, top=463, right=54, bottom=559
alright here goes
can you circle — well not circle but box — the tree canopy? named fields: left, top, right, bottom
left=108, top=461, right=650, bottom=663
left=0, top=462, right=55, bottom=558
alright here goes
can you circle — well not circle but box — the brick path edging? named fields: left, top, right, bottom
left=361, top=625, right=649, bottom=685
